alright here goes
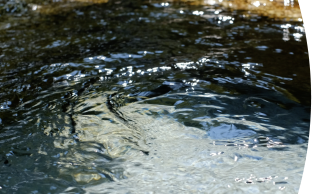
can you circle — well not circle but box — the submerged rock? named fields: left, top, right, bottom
left=53, top=90, right=151, bottom=182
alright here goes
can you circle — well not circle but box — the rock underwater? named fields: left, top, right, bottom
left=52, top=90, right=152, bottom=183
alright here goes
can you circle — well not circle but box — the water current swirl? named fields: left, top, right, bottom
left=0, top=0, right=310, bottom=193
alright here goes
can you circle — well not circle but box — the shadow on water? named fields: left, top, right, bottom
left=0, top=0, right=310, bottom=193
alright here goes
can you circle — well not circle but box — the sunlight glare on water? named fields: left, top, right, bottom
left=0, top=0, right=310, bottom=193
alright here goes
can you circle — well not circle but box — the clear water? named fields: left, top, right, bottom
left=0, top=0, right=310, bottom=193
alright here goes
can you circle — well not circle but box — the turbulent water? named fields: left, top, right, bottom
left=0, top=0, right=310, bottom=193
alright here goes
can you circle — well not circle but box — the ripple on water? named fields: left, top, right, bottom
left=0, top=0, right=309, bottom=193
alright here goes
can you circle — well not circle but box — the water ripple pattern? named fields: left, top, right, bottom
left=0, top=0, right=309, bottom=193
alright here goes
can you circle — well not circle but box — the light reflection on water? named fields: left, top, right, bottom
left=0, top=0, right=310, bottom=193
left=74, top=99, right=306, bottom=193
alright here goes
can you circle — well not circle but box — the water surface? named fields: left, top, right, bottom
left=0, top=0, right=310, bottom=193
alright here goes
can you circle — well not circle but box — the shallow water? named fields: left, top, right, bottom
left=0, top=0, right=310, bottom=193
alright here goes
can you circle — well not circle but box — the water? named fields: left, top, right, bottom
left=0, top=0, right=310, bottom=193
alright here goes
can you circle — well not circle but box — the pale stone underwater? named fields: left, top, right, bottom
left=44, top=90, right=307, bottom=193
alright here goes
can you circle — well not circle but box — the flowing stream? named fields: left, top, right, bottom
left=0, top=0, right=310, bottom=193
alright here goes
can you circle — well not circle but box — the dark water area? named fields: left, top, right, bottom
left=0, top=0, right=310, bottom=193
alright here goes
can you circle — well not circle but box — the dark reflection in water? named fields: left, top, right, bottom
left=0, top=0, right=310, bottom=193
